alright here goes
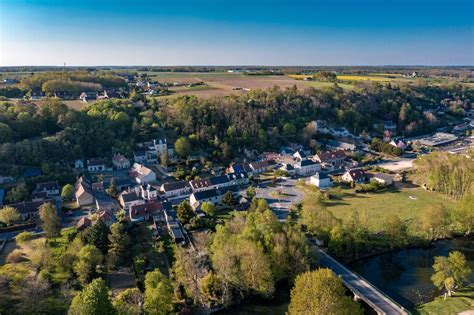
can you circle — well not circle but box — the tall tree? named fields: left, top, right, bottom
left=288, top=268, right=362, bottom=315
left=419, top=204, right=450, bottom=241
left=144, top=269, right=174, bottom=315
left=81, top=218, right=109, bottom=254
left=69, top=278, right=115, bottom=315
left=113, top=288, right=143, bottom=315
left=431, top=251, right=472, bottom=300
left=453, top=193, right=474, bottom=235
left=5, top=183, right=29, bottom=204
left=200, top=202, right=215, bottom=217
left=74, top=245, right=104, bottom=286
left=0, top=206, right=21, bottom=225
left=108, top=222, right=131, bottom=267
left=176, top=201, right=194, bottom=225
left=385, top=214, right=407, bottom=250
left=174, top=137, right=192, bottom=158
left=61, top=184, right=74, bottom=200
left=39, top=203, right=61, bottom=239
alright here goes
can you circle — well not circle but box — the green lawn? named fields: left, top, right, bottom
left=414, top=284, right=474, bottom=315
left=323, top=186, right=456, bottom=231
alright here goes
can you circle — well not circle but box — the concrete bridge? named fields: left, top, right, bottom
left=316, top=247, right=410, bottom=315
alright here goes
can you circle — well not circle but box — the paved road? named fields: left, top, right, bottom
left=316, top=246, right=409, bottom=315
left=256, top=177, right=305, bottom=221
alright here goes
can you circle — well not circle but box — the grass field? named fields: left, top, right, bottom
left=322, top=186, right=456, bottom=232
left=414, top=284, right=474, bottom=315
left=336, top=74, right=410, bottom=82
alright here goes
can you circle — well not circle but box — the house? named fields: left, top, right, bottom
left=313, top=120, right=331, bottom=134
left=75, top=177, right=95, bottom=206
left=229, top=163, right=253, bottom=174
left=133, top=150, right=147, bottom=164
left=34, top=181, right=60, bottom=197
left=119, top=190, right=145, bottom=211
left=342, top=169, right=368, bottom=184
left=9, top=199, right=54, bottom=219
left=372, top=173, right=393, bottom=186
left=293, top=150, right=307, bottom=162
left=97, top=209, right=115, bottom=226
left=189, top=189, right=225, bottom=210
left=189, top=172, right=249, bottom=192
left=145, top=139, right=168, bottom=156
left=74, top=159, right=84, bottom=169
left=129, top=200, right=172, bottom=223
left=87, top=159, right=106, bottom=172
left=79, top=91, right=97, bottom=103
left=95, top=192, right=117, bottom=212
left=330, top=127, right=352, bottom=137
left=140, top=184, right=158, bottom=200
left=164, top=209, right=185, bottom=244
left=133, top=163, right=156, bottom=184
left=453, top=123, right=471, bottom=133
left=77, top=217, right=92, bottom=231
left=327, top=140, right=356, bottom=151
left=146, top=151, right=158, bottom=164
left=30, top=91, right=45, bottom=100
left=295, top=159, right=321, bottom=176
left=279, top=163, right=296, bottom=176
left=389, top=140, right=407, bottom=151
left=103, top=177, right=134, bottom=192
left=112, top=154, right=130, bottom=170
left=160, top=181, right=192, bottom=199
left=249, top=160, right=277, bottom=174
left=310, top=173, right=332, bottom=189
left=313, top=150, right=346, bottom=168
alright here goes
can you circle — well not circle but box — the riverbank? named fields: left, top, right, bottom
left=414, top=284, right=474, bottom=315
left=350, top=237, right=474, bottom=309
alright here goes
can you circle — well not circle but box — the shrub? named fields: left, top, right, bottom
left=6, top=249, right=25, bottom=263
left=16, top=231, right=36, bottom=244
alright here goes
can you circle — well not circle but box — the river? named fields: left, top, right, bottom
left=222, top=237, right=474, bottom=314
left=350, top=237, right=474, bottom=309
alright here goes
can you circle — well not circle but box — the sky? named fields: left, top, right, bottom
left=0, top=0, right=473, bottom=66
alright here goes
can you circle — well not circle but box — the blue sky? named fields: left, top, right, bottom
left=1, top=0, right=473, bottom=66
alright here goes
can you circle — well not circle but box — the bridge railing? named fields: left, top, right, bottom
left=319, top=249, right=410, bottom=315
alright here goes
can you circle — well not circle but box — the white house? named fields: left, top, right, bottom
left=342, top=169, right=368, bottom=184
left=87, top=159, right=106, bottom=172
left=249, top=160, right=277, bottom=174
left=112, top=153, right=130, bottom=170
left=140, top=184, right=158, bottom=200
left=189, top=189, right=225, bottom=210
left=133, top=163, right=156, bottom=184
left=279, top=163, right=296, bottom=176
left=294, top=160, right=320, bottom=176
left=189, top=172, right=249, bottom=192
left=293, top=150, right=307, bottom=162
left=160, top=181, right=192, bottom=199
left=310, top=173, right=332, bottom=188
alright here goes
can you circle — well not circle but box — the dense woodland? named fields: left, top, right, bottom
left=0, top=80, right=472, bottom=175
